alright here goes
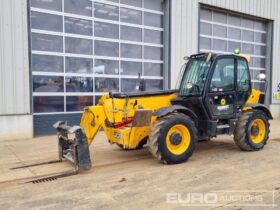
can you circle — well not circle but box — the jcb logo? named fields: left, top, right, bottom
left=114, top=132, right=123, bottom=139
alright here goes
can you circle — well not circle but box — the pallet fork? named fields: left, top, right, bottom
left=10, top=121, right=91, bottom=183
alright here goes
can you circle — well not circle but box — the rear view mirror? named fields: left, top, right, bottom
left=184, top=56, right=190, bottom=60
left=256, top=73, right=266, bottom=81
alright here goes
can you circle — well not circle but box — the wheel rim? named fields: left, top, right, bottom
left=166, top=124, right=191, bottom=155
left=249, top=119, right=266, bottom=144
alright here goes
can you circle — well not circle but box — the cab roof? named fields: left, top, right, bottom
left=187, top=52, right=251, bottom=63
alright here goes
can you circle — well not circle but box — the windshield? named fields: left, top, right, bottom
left=179, top=58, right=211, bottom=96
left=175, top=63, right=186, bottom=89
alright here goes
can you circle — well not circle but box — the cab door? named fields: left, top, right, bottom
left=204, top=56, right=237, bottom=119
left=236, top=57, right=251, bottom=108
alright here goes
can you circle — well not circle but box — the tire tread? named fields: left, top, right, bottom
left=234, top=110, right=270, bottom=151
left=148, top=113, right=197, bottom=163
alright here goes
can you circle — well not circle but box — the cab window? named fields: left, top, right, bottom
left=237, top=59, right=250, bottom=91
left=210, top=58, right=235, bottom=92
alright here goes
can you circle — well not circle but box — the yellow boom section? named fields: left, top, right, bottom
left=80, top=92, right=178, bottom=148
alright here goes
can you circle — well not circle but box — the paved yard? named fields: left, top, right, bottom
left=0, top=119, right=280, bottom=210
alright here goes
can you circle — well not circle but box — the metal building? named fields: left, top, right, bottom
left=1, top=0, right=280, bottom=140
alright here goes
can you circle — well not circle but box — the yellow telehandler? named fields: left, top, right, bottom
left=13, top=51, right=272, bottom=182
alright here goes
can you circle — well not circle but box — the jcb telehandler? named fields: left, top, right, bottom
left=13, top=51, right=272, bottom=181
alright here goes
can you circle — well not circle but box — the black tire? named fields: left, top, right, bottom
left=234, top=110, right=270, bottom=151
left=148, top=113, right=197, bottom=164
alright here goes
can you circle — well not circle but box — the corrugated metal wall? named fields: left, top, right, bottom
left=0, top=0, right=279, bottom=115
left=0, top=0, right=30, bottom=115
left=170, top=0, right=280, bottom=104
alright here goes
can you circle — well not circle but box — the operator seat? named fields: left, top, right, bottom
left=222, top=75, right=234, bottom=91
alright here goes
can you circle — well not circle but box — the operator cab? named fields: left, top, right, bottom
left=172, top=52, right=255, bottom=137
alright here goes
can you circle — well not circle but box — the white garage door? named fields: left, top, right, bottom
left=199, top=6, right=268, bottom=90
left=30, top=0, right=165, bottom=135
left=30, top=0, right=164, bottom=115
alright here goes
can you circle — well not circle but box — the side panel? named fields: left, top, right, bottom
left=99, top=93, right=178, bottom=123
left=92, top=125, right=150, bottom=149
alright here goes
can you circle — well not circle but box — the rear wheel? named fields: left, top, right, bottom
left=148, top=113, right=197, bottom=164
left=234, top=110, right=270, bottom=151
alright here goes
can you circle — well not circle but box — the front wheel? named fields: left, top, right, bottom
left=148, top=113, right=197, bottom=164
left=234, top=110, right=270, bottom=151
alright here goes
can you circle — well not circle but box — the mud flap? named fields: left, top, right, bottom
left=54, top=121, right=92, bottom=171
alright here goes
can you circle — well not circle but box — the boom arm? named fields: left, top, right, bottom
left=80, top=105, right=107, bottom=145
left=79, top=91, right=178, bottom=147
